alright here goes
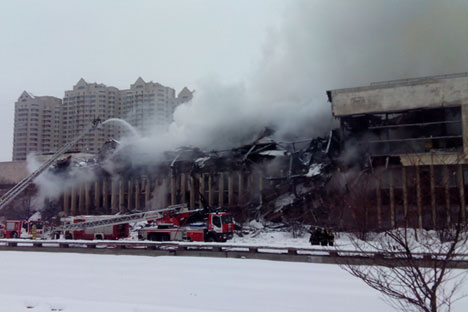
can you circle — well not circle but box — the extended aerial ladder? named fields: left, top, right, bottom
left=61, top=204, right=194, bottom=231
left=0, top=118, right=103, bottom=212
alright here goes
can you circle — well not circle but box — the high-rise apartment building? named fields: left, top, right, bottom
left=12, top=78, right=193, bottom=160
left=120, top=78, right=192, bottom=135
left=62, top=79, right=119, bottom=154
left=12, top=92, right=62, bottom=161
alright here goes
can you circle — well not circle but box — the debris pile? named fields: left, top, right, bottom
left=43, top=128, right=342, bottom=228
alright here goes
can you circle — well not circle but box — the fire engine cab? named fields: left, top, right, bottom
left=138, top=210, right=234, bottom=242
left=62, top=216, right=129, bottom=240
left=3, top=220, right=45, bottom=239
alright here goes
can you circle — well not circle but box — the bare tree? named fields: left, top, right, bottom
left=342, top=225, right=468, bottom=312
left=335, top=154, right=468, bottom=312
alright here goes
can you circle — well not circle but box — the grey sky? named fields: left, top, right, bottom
left=0, top=0, right=288, bottom=161
left=2, top=0, right=468, bottom=162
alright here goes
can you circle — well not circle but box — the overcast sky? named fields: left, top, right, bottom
left=2, top=1, right=468, bottom=162
left=0, top=0, right=288, bottom=161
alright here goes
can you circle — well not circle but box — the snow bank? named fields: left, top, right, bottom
left=1, top=251, right=466, bottom=312
left=0, top=252, right=393, bottom=312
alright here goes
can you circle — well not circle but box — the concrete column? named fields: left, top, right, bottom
left=111, top=180, right=118, bottom=214
left=181, top=174, right=187, bottom=204
left=218, top=173, right=224, bottom=207
left=63, top=189, right=70, bottom=216
left=389, top=170, right=395, bottom=228
left=457, top=164, right=466, bottom=222
left=102, top=180, right=108, bottom=213
left=162, top=177, right=168, bottom=208
left=135, top=178, right=141, bottom=210
left=94, top=180, right=101, bottom=214
left=71, top=186, right=77, bottom=216
left=376, top=181, right=382, bottom=229
left=170, top=175, right=176, bottom=205
left=462, top=103, right=468, bottom=157
left=199, top=175, right=205, bottom=209
left=145, top=178, right=151, bottom=209
left=208, top=175, right=213, bottom=207
left=228, top=174, right=234, bottom=206
left=430, top=165, right=437, bottom=228
left=78, top=184, right=84, bottom=215
left=402, top=167, right=408, bottom=222
left=238, top=172, right=244, bottom=206
left=189, top=176, right=195, bottom=210
left=119, top=180, right=125, bottom=213
left=247, top=174, right=253, bottom=204
left=444, top=166, right=451, bottom=226
left=258, top=174, right=263, bottom=204
left=416, top=166, right=423, bottom=229
left=127, top=180, right=133, bottom=211
left=85, top=182, right=91, bottom=215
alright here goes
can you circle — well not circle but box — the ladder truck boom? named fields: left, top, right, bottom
left=0, top=118, right=103, bottom=212
left=61, top=204, right=193, bottom=231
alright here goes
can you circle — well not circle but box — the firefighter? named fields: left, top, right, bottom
left=31, top=224, right=37, bottom=240
left=327, top=230, right=335, bottom=246
left=320, top=228, right=328, bottom=246
left=92, top=116, right=102, bottom=127
left=309, top=227, right=322, bottom=245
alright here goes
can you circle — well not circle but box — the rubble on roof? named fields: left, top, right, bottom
left=41, top=127, right=341, bottom=227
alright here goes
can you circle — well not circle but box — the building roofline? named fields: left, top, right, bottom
left=326, top=72, right=468, bottom=102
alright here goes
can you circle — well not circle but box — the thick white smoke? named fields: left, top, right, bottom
left=30, top=0, right=468, bottom=206
left=27, top=155, right=96, bottom=211
left=118, top=0, right=468, bottom=164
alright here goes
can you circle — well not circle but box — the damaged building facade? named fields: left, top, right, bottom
left=57, top=135, right=336, bottom=225
left=327, top=72, right=468, bottom=230
left=23, top=72, right=468, bottom=231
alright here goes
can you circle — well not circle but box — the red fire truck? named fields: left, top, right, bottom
left=2, top=220, right=45, bottom=239
left=62, top=216, right=129, bottom=240
left=137, top=209, right=234, bottom=242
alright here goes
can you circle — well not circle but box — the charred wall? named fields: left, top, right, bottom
left=327, top=72, right=468, bottom=230
left=326, top=164, right=468, bottom=231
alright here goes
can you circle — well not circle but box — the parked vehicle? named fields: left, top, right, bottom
left=138, top=209, right=234, bottom=242
left=2, top=220, right=45, bottom=239
left=62, top=216, right=129, bottom=240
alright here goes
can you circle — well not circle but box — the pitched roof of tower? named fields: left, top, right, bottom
left=19, top=91, right=35, bottom=100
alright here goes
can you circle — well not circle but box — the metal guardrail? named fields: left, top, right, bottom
left=1, top=239, right=468, bottom=267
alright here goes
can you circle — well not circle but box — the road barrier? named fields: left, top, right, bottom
left=1, top=239, right=468, bottom=268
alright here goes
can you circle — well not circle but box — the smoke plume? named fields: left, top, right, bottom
left=30, top=0, right=468, bottom=207
left=117, top=0, right=468, bottom=165
left=27, top=155, right=96, bottom=211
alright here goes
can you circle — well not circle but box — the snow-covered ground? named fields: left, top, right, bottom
left=229, top=221, right=354, bottom=249
left=1, top=251, right=467, bottom=312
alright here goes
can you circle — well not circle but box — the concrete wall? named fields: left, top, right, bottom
left=0, top=161, right=28, bottom=184
left=329, top=73, right=468, bottom=116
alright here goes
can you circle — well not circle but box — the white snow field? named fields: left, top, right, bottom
left=0, top=251, right=467, bottom=312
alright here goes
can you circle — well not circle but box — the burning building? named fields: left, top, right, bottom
left=56, top=131, right=338, bottom=226
left=9, top=72, right=468, bottom=232
left=327, top=72, right=468, bottom=230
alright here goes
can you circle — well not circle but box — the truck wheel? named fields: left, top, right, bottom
left=10, top=231, right=18, bottom=238
left=148, top=233, right=157, bottom=241
left=205, top=234, right=215, bottom=242
left=95, top=234, right=103, bottom=240
left=65, top=232, right=73, bottom=240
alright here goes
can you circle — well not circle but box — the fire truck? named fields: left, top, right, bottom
left=55, top=204, right=234, bottom=242
left=2, top=220, right=45, bottom=239
left=137, top=208, right=234, bottom=242
left=62, top=216, right=129, bottom=240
